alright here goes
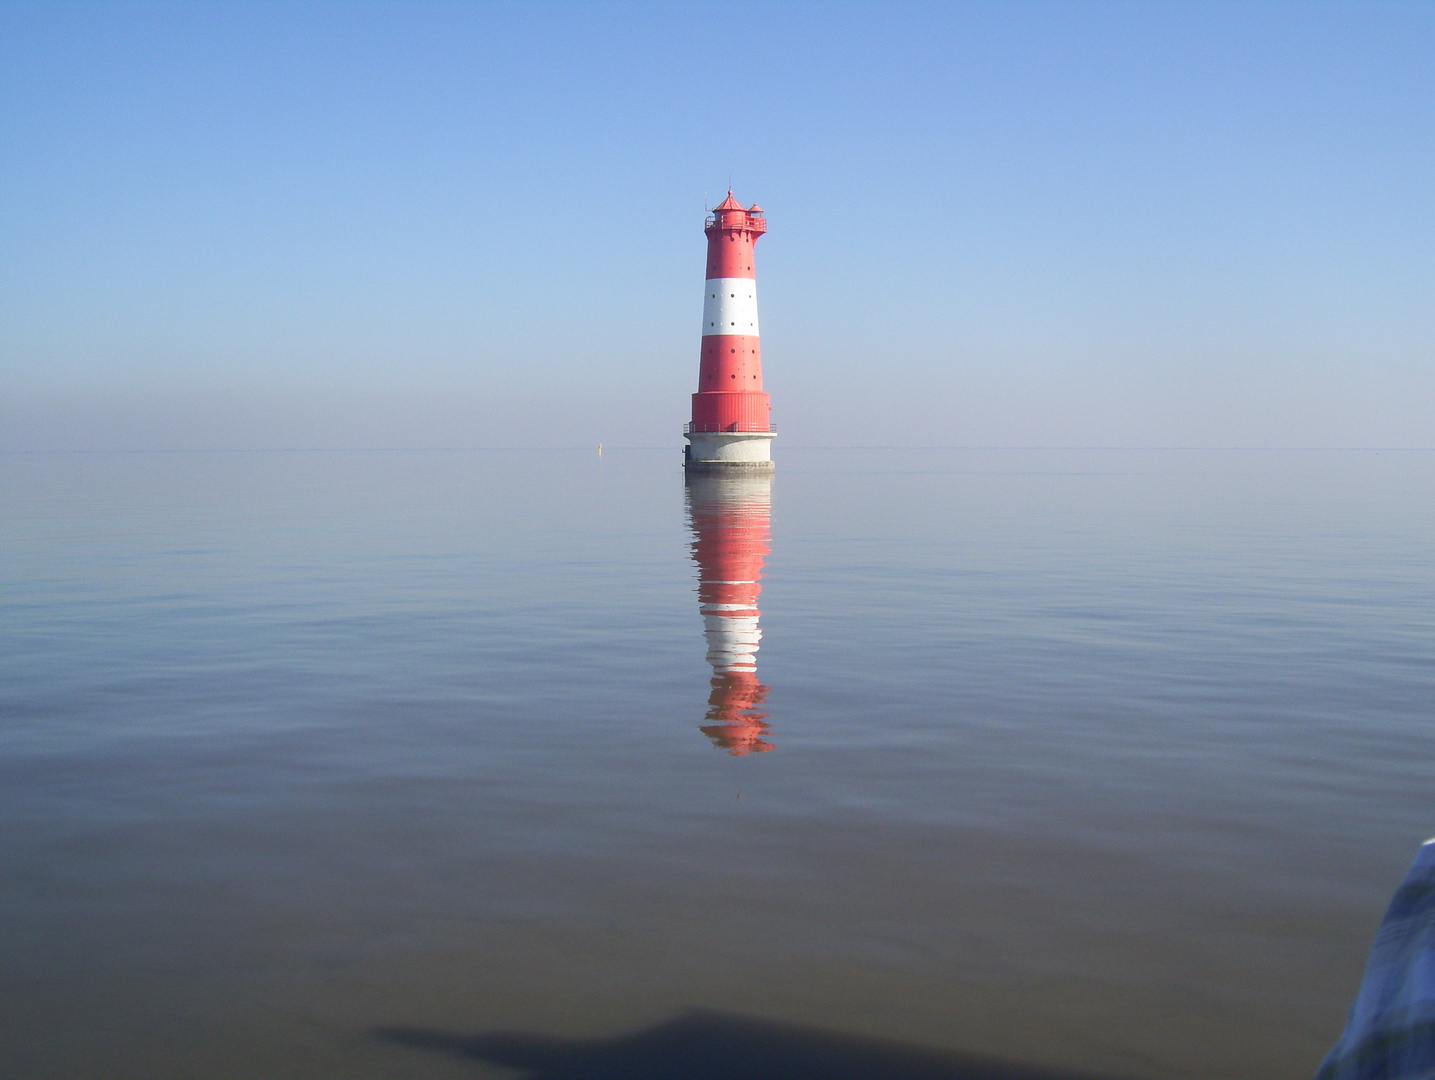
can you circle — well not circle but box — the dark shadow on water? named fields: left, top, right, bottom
left=375, top=1008, right=1139, bottom=1080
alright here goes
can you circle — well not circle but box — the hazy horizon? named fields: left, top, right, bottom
left=3, top=1, right=1431, bottom=452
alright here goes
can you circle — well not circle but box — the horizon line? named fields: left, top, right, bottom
left=3, top=445, right=1433, bottom=455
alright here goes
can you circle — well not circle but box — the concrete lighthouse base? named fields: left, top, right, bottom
left=683, top=430, right=775, bottom=472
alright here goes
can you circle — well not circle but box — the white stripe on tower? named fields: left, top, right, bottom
left=701, top=279, right=760, bottom=337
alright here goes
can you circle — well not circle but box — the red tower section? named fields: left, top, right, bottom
left=691, top=192, right=771, bottom=435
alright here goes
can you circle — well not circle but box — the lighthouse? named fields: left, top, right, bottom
left=687, top=472, right=774, bottom=754
left=684, top=192, right=775, bottom=471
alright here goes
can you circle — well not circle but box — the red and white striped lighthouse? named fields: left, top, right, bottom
left=684, top=192, right=775, bottom=471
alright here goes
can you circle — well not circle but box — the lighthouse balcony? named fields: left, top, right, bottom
left=685, top=422, right=776, bottom=435
left=704, top=214, right=767, bottom=235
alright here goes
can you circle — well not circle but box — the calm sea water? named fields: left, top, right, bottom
left=3, top=447, right=1433, bottom=1080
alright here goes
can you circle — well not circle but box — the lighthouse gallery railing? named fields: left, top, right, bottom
left=684, top=422, right=776, bottom=435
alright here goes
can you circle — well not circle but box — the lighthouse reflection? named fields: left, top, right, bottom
left=686, top=472, right=774, bottom=755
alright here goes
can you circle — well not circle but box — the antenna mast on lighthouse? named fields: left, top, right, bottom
left=683, top=192, right=775, bottom=472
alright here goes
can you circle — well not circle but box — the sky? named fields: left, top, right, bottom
left=1, top=1, right=1431, bottom=450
